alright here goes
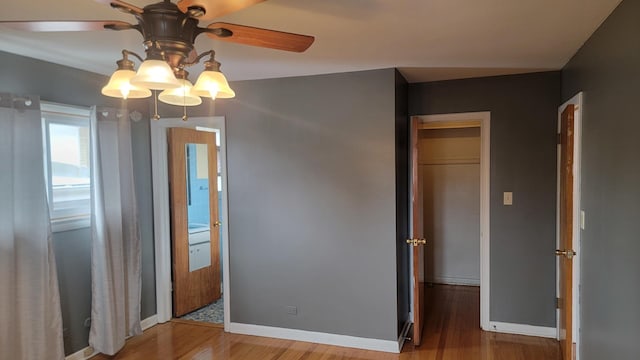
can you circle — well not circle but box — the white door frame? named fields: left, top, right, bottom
left=410, top=111, right=491, bottom=330
left=150, top=116, right=231, bottom=331
left=556, top=93, right=583, bottom=359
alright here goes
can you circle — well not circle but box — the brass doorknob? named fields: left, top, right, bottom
left=213, top=221, right=222, bottom=227
left=555, top=249, right=576, bottom=259
left=406, top=238, right=427, bottom=246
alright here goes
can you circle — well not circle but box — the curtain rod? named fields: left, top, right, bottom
left=0, top=94, right=37, bottom=109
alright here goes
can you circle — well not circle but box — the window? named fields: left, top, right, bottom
left=42, top=103, right=91, bottom=231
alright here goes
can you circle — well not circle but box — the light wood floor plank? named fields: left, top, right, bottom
left=93, top=285, right=560, bottom=359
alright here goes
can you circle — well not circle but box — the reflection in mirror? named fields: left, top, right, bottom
left=186, top=143, right=211, bottom=272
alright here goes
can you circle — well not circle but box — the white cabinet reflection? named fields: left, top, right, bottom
left=186, top=143, right=211, bottom=272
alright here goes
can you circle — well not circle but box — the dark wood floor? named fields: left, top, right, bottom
left=94, top=285, right=560, bottom=359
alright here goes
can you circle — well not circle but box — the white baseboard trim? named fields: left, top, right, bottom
left=65, top=346, right=96, bottom=360
left=65, top=315, right=159, bottom=360
left=229, top=322, right=400, bottom=353
left=487, top=321, right=556, bottom=339
left=430, top=276, right=480, bottom=286
left=397, top=320, right=412, bottom=351
left=141, top=314, right=159, bottom=331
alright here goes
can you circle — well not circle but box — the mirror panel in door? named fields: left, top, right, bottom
left=186, top=143, right=212, bottom=272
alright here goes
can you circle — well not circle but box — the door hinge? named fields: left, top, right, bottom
left=556, top=297, right=561, bottom=309
left=171, top=282, right=174, bottom=292
left=557, top=133, right=562, bottom=145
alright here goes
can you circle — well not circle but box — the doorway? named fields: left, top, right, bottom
left=556, top=92, right=583, bottom=360
left=151, top=116, right=231, bottom=331
left=168, top=127, right=223, bottom=326
left=409, top=112, right=490, bottom=344
left=420, top=126, right=481, bottom=287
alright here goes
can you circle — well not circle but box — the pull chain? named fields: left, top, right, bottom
left=182, top=72, right=189, bottom=121
left=182, top=85, right=188, bottom=122
left=153, top=90, right=161, bottom=120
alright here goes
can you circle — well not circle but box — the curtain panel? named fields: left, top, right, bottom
left=0, top=93, right=65, bottom=360
left=88, top=107, right=142, bottom=355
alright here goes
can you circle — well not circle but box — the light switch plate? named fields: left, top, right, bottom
left=580, top=210, right=585, bottom=230
left=503, top=192, right=513, bottom=206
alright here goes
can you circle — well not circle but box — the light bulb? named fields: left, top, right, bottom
left=120, top=83, right=131, bottom=100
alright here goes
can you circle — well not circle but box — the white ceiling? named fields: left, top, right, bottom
left=0, top=0, right=622, bottom=83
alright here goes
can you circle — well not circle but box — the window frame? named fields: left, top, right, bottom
left=41, top=102, right=92, bottom=232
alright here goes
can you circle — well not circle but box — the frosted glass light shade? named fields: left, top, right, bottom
left=130, top=60, right=181, bottom=90
left=158, top=79, right=202, bottom=106
left=192, top=70, right=235, bottom=99
left=102, top=69, right=152, bottom=99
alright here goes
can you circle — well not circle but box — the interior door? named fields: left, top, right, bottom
left=409, top=117, right=427, bottom=346
left=168, top=127, right=221, bottom=317
left=557, top=105, right=575, bottom=360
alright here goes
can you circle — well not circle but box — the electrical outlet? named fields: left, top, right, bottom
left=285, top=306, right=297, bottom=315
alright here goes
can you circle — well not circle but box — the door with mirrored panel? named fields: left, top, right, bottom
left=168, top=127, right=221, bottom=317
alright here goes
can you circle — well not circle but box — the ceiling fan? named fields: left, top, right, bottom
left=0, top=0, right=314, bottom=117
left=0, top=0, right=314, bottom=68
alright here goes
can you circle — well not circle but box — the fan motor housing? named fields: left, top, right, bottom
left=138, top=1, right=200, bottom=68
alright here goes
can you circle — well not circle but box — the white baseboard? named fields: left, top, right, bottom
left=141, top=314, right=158, bottom=331
left=229, top=322, right=400, bottom=353
left=65, top=346, right=96, bottom=360
left=65, top=315, right=159, bottom=360
left=487, top=321, right=556, bottom=339
left=430, top=276, right=480, bottom=286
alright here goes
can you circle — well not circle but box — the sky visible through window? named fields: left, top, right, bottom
left=49, top=123, right=90, bottom=187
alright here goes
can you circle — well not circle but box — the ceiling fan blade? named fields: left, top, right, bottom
left=206, top=22, right=314, bottom=53
left=178, top=0, right=266, bottom=20
left=0, top=20, right=134, bottom=32
left=93, top=0, right=143, bottom=15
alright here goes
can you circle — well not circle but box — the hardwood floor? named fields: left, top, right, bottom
left=406, top=285, right=560, bottom=359
left=93, top=285, right=560, bottom=360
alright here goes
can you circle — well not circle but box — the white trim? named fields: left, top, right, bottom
left=141, top=314, right=159, bottom=331
left=412, top=112, right=491, bottom=331
left=556, top=92, right=583, bottom=359
left=64, top=315, right=159, bottom=360
left=51, top=215, right=90, bottom=233
left=488, top=321, right=557, bottom=339
left=229, top=323, right=400, bottom=353
left=430, top=276, right=480, bottom=286
left=151, top=116, right=231, bottom=332
left=64, top=347, right=96, bottom=360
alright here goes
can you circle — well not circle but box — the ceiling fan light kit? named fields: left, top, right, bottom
left=1, top=0, right=314, bottom=120
left=158, top=69, right=203, bottom=106
left=130, top=59, right=182, bottom=90
left=191, top=56, right=236, bottom=99
left=101, top=55, right=152, bottom=99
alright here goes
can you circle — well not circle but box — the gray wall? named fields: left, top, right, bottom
left=409, top=72, right=561, bottom=327
left=52, top=229, right=92, bottom=353
left=562, top=0, right=640, bottom=358
left=215, top=69, right=400, bottom=341
left=0, top=51, right=156, bottom=355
